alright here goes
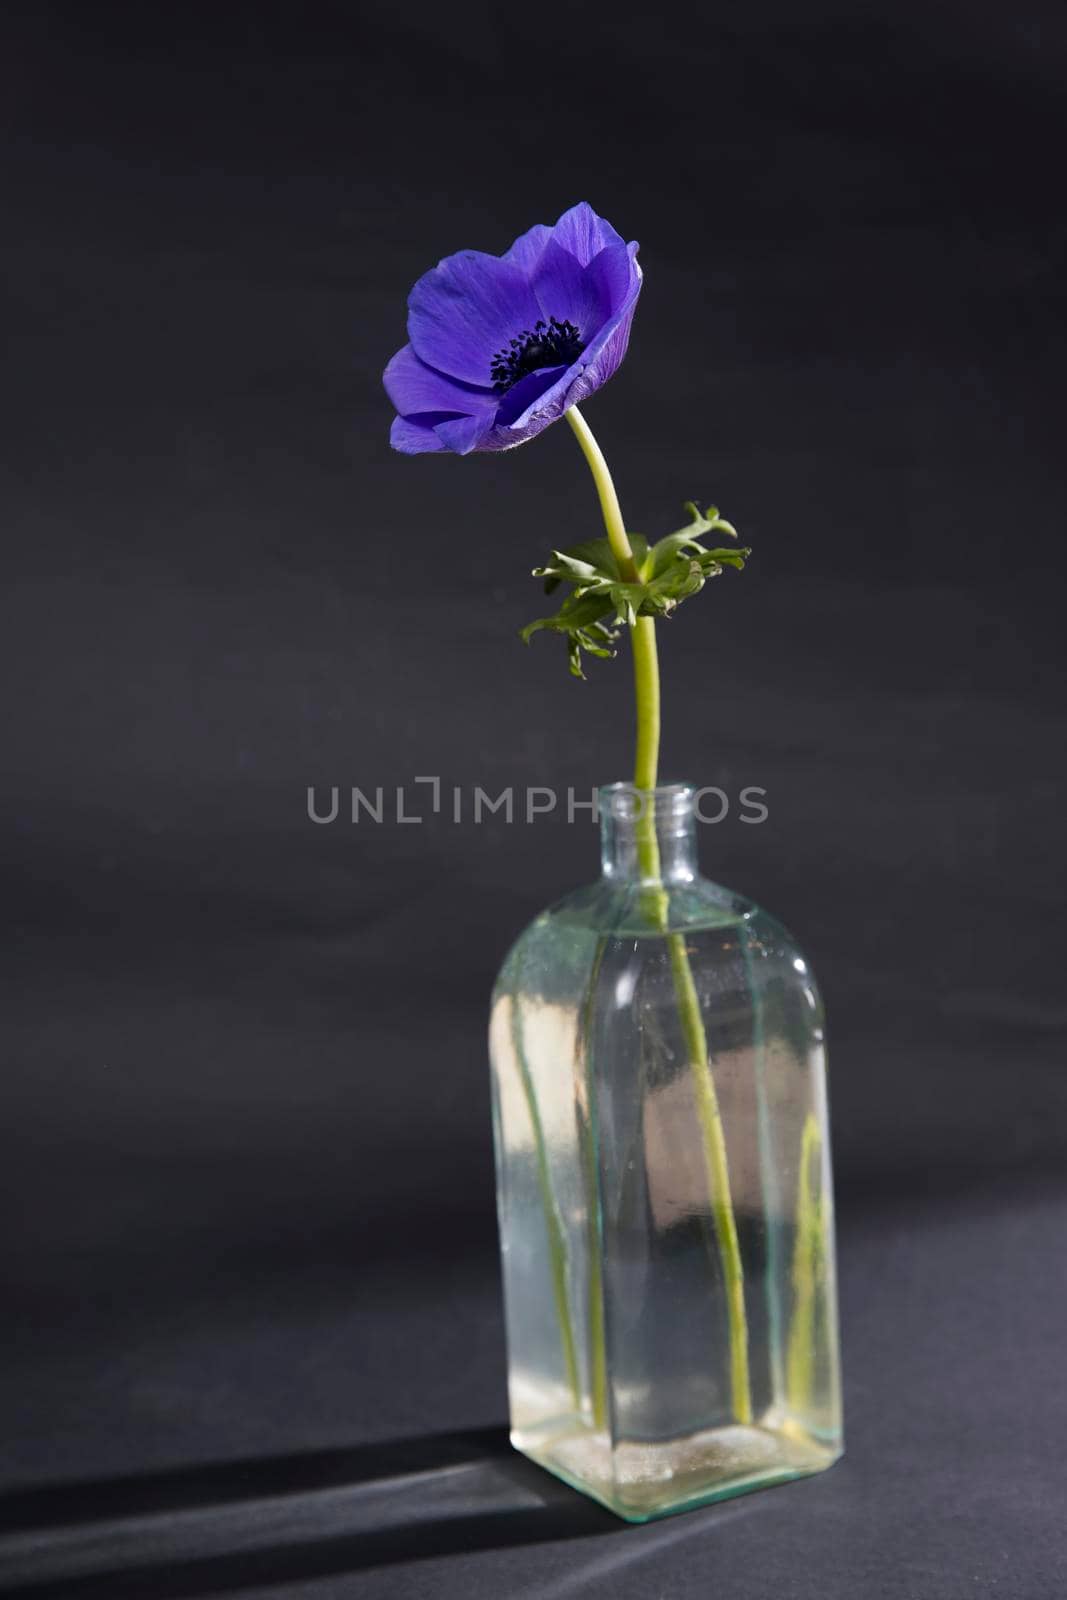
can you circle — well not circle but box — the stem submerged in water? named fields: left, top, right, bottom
left=668, top=927, right=753, bottom=1424
left=567, top=403, right=754, bottom=1427
left=786, top=1113, right=823, bottom=1415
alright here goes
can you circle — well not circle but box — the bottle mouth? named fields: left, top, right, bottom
left=598, top=783, right=699, bottom=884
left=598, top=782, right=696, bottom=826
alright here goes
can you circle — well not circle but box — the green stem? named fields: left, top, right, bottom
left=565, top=406, right=640, bottom=582
left=567, top=402, right=753, bottom=1427
left=631, top=618, right=661, bottom=794
left=786, top=1113, right=822, bottom=1415
left=668, top=930, right=753, bottom=1424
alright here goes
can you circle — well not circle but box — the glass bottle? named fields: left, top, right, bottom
left=489, top=783, right=843, bottom=1521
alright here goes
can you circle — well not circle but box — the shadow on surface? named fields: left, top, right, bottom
left=0, top=1426, right=617, bottom=1597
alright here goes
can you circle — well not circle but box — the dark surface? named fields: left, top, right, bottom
left=2, top=2, right=1065, bottom=1595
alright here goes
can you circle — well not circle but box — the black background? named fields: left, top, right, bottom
left=2, top=2, right=1065, bottom=1595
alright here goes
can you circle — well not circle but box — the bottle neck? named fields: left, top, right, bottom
left=599, top=784, right=700, bottom=886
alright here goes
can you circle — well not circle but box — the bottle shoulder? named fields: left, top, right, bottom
left=526, top=874, right=761, bottom=938
left=500, top=874, right=808, bottom=954
left=493, top=874, right=821, bottom=1021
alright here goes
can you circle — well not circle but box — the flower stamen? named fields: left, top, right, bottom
left=490, top=316, right=585, bottom=393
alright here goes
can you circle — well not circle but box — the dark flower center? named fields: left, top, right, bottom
left=490, top=316, right=585, bottom=393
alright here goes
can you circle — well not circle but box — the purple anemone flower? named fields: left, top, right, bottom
left=383, top=202, right=641, bottom=455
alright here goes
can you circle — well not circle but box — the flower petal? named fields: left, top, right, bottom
left=496, top=368, right=578, bottom=445
left=565, top=246, right=642, bottom=402
left=390, top=414, right=449, bottom=454
left=493, top=364, right=570, bottom=428
left=585, top=240, right=642, bottom=317
left=549, top=202, right=627, bottom=268
left=531, top=240, right=607, bottom=341
left=504, top=223, right=552, bottom=275
left=408, top=251, right=544, bottom=385
left=433, top=412, right=495, bottom=455
left=383, top=343, right=495, bottom=417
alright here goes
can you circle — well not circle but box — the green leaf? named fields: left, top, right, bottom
left=533, top=550, right=604, bottom=588
left=520, top=591, right=615, bottom=643
left=648, top=501, right=742, bottom=576
left=703, top=546, right=750, bottom=570
left=648, top=528, right=708, bottom=577
left=522, top=503, right=747, bottom=677
left=686, top=502, right=737, bottom=538
left=538, top=534, right=649, bottom=593
left=558, top=537, right=618, bottom=573
left=606, top=581, right=651, bottom=627
left=568, top=638, right=584, bottom=678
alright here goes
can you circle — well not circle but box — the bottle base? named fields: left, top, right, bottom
left=513, top=1414, right=843, bottom=1523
